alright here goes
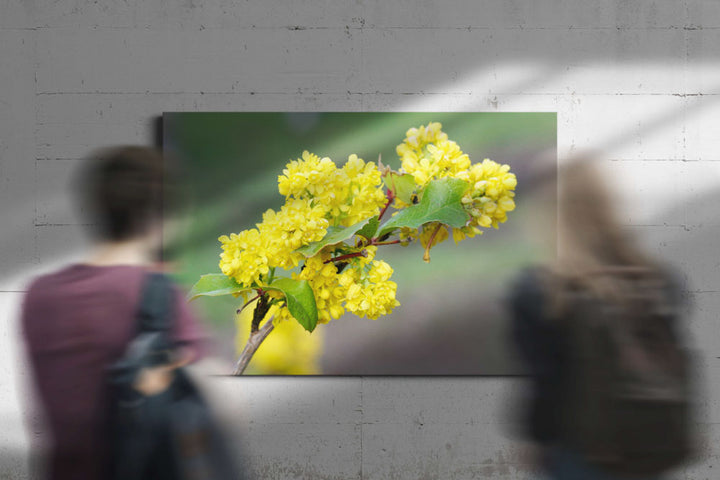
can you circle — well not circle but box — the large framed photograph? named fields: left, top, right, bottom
left=163, top=112, right=556, bottom=375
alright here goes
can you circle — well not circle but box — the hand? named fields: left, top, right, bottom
left=133, top=365, right=175, bottom=396
left=132, top=347, right=194, bottom=396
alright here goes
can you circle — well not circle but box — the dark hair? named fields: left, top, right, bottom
left=76, top=146, right=171, bottom=241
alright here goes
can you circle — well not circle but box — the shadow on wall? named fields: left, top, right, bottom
left=5, top=0, right=720, bottom=287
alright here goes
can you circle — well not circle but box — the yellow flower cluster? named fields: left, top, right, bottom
left=220, top=151, right=388, bottom=289
left=296, top=246, right=400, bottom=323
left=218, top=198, right=328, bottom=286
left=220, top=150, right=398, bottom=326
left=396, top=123, right=517, bottom=245
left=296, top=254, right=346, bottom=324
left=278, top=151, right=386, bottom=227
left=460, top=158, right=518, bottom=230
left=219, top=123, right=514, bottom=338
left=259, top=199, right=329, bottom=268
left=397, top=122, right=471, bottom=187
left=341, top=259, right=399, bottom=320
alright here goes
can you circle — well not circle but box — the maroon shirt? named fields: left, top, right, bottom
left=21, top=264, right=206, bottom=480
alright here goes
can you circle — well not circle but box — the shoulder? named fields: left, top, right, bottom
left=22, top=264, right=149, bottom=311
left=23, top=265, right=73, bottom=292
left=21, top=266, right=77, bottom=306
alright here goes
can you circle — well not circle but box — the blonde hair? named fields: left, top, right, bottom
left=548, top=158, right=663, bottom=313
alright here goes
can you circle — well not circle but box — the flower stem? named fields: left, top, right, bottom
left=423, top=223, right=443, bottom=263
left=324, top=250, right=367, bottom=264
left=378, top=190, right=395, bottom=221
left=236, top=294, right=261, bottom=314
left=371, top=239, right=402, bottom=246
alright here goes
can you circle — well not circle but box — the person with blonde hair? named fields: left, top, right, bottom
left=509, top=159, right=696, bottom=479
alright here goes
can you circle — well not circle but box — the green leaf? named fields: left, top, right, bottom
left=296, top=218, right=372, bottom=257
left=268, top=277, right=318, bottom=332
left=377, top=177, right=470, bottom=238
left=188, top=274, right=252, bottom=301
left=355, top=216, right=379, bottom=240
left=383, top=172, right=416, bottom=204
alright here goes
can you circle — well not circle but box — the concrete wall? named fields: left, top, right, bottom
left=2, top=1, right=719, bottom=478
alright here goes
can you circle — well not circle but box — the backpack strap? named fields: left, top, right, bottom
left=136, top=272, right=174, bottom=334
left=129, top=272, right=176, bottom=367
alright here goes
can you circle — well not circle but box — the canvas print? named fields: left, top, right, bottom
left=163, top=112, right=556, bottom=375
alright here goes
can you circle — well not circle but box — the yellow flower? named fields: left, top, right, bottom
left=338, top=155, right=386, bottom=226
left=367, top=260, right=393, bottom=283
left=451, top=226, right=482, bottom=244
left=397, top=122, right=467, bottom=187
left=292, top=244, right=400, bottom=322
left=463, top=158, right=517, bottom=230
left=218, top=229, right=269, bottom=287
left=343, top=273, right=400, bottom=320
left=258, top=198, right=329, bottom=269
left=278, top=150, right=337, bottom=199
left=218, top=197, right=330, bottom=287
left=296, top=254, right=346, bottom=324
left=338, top=253, right=400, bottom=320
left=427, top=140, right=470, bottom=175
left=277, top=151, right=386, bottom=228
left=396, top=124, right=517, bottom=241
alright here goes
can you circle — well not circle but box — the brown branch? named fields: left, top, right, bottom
left=233, top=315, right=275, bottom=375
left=250, top=294, right=271, bottom=333
left=323, top=250, right=367, bottom=264
left=371, top=239, right=402, bottom=246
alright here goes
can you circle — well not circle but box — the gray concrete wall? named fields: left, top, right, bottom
left=2, top=1, right=720, bottom=478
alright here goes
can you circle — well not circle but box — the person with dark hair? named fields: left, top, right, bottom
left=79, top=145, right=169, bottom=242
left=21, top=146, right=206, bottom=479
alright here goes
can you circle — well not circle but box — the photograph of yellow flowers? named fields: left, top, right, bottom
left=163, top=112, right=556, bottom=375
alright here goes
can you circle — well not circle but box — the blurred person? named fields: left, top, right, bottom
left=509, top=159, right=698, bottom=479
left=20, top=147, right=208, bottom=479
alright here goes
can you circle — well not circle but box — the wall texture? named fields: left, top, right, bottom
left=1, top=1, right=720, bottom=478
